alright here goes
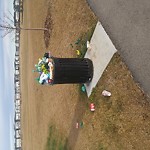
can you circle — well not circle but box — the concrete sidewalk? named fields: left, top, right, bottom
left=84, top=22, right=117, bottom=97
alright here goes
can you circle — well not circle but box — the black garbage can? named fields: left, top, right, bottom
left=52, top=58, right=93, bottom=84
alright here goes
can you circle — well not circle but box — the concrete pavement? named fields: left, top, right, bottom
left=87, top=0, right=150, bottom=96
left=85, top=22, right=117, bottom=97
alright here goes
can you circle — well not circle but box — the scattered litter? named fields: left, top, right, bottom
left=76, top=122, right=79, bottom=128
left=76, top=121, right=84, bottom=128
left=102, top=90, right=111, bottom=97
left=87, top=41, right=92, bottom=51
left=75, top=38, right=81, bottom=45
left=81, top=85, right=86, bottom=92
left=76, top=50, right=81, bottom=56
left=80, top=121, right=84, bottom=128
left=90, top=103, right=95, bottom=112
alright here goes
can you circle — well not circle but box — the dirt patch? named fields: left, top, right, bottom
left=44, top=5, right=53, bottom=48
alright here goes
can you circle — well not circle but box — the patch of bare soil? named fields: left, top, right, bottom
left=44, top=5, right=52, bottom=48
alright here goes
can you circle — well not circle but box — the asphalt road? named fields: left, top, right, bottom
left=87, top=0, right=150, bottom=96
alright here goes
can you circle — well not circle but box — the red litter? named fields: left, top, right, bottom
left=90, top=103, right=95, bottom=112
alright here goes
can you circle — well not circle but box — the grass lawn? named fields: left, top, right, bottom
left=46, top=125, right=68, bottom=150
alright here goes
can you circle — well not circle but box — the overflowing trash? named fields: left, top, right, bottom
left=33, top=52, right=54, bottom=85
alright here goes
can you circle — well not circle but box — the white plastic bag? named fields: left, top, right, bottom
left=102, top=90, right=111, bottom=97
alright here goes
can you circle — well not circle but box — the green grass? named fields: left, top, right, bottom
left=89, top=87, right=97, bottom=102
left=98, top=143, right=107, bottom=150
left=45, top=125, right=68, bottom=150
left=70, top=24, right=96, bottom=58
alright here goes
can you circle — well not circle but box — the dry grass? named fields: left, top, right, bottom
left=76, top=53, right=150, bottom=150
